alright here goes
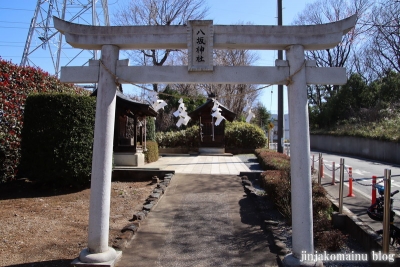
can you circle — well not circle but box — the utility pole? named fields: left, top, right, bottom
left=277, top=0, right=284, bottom=153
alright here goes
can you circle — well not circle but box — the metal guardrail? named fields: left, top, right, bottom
left=268, top=143, right=290, bottom=156
left=311, top=154, right=400, bottom=252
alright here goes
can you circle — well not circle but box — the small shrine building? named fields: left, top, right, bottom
left=92, top=89, right=157, bottom=166
left=189, top=98, right=236, bottom=154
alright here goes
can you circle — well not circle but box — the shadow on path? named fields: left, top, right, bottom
left=5, top=259, right=72, bottom=267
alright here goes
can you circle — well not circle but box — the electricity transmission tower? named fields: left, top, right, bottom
left=21, top=0, right=109, bottom=78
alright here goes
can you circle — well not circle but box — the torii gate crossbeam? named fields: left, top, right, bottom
left=60, top=61, right=347, bottom=85
left=54, top=15, right=356, bottom=267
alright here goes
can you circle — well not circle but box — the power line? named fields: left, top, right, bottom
left=0, top=7, right=33, bottom=12
left=0, top=26, right=34, bottom=29
left=0, top=45, right=25, bottom=47
left=0, top=21, right=30, bottom=25
left=0, top=41, right=26, bottom=44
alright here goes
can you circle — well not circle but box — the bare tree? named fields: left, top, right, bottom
left=166, top=45, right=261, bottom=119
left=293, top=0, right=373, bottom=109
left=202, top=49, right=260, bottom=116
left=364, top=0, right=400, bottom=78
left=113, top=0, right=209, bottom=91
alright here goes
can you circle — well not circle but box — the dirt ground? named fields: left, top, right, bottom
left=0, top=178, right=156, bottom=267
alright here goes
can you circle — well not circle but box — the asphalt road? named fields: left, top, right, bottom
left=311, top=150, right=400, bottom=215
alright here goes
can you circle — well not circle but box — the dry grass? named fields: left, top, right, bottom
left=0, top=179, right=156, bottom=267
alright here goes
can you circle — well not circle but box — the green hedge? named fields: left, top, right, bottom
left=0, top=133, right=5, bottom=179
left=254, top=148, right=290, bottom=173
left=156, top=125, right=199, bottom=148
left=19, top=93, right=95, bottom=188
left=144, top=141, right=159, bottom=163
left=156, top=121, right=267, bottom=149
left=261, top=170, right=292, bottom=219
left=225, top=121, right=267, bottom=148
left=146, top=117, right=156, bottom=141
left=255, top=148, right=292, bottom=219
left=256, top=148, right=333, bottom=236
left=0, top=59, right=89, bottom=183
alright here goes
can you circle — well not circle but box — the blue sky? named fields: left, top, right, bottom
left=0, top=0, right=315, bottom=114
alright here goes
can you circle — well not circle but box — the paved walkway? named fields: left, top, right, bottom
left=144, top=155, right=251, bottom=175
left=116, top=156, right=279, bottom=267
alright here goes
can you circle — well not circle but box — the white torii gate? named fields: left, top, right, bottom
left=54, top=15, right=356, bottom=266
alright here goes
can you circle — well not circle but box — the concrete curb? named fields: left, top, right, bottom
left=326, top=193, right=400, bottom=266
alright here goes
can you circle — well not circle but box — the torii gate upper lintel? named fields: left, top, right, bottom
left=53, top=15, right=356, bottom=51
left=54, top=15, right=356, bottom=266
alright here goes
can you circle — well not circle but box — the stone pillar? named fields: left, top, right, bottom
left=79, top=45, right=120, bottom=264
left=283, top=45, right=317, bottom=266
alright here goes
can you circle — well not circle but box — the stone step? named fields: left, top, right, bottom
left=199, top=147, right=225, bottom=154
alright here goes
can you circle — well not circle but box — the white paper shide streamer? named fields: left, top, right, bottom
left=147, top=93, right=255, bottom=125
left=243, top=99, right=255, bottom=123
left=173, top=98, right=191, bottom=127
left=149, top=91, right=167, bottom=112
left=211, top=99, right=225, bottom=126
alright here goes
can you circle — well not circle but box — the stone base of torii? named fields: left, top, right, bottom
left=53, top=15, right=356, bottom=266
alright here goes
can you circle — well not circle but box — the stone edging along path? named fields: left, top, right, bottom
left=110, top=171, right=399, bottom=266
left=111, top=173, right=173, bottom=250
left=110, top=173, right=287, bottom=261
left=241, top=176, right=292, bottom=258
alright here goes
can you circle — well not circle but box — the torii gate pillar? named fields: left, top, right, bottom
left=283, top=45, right=318, bottom=266
left=75, top=44, right=122, bottom=265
